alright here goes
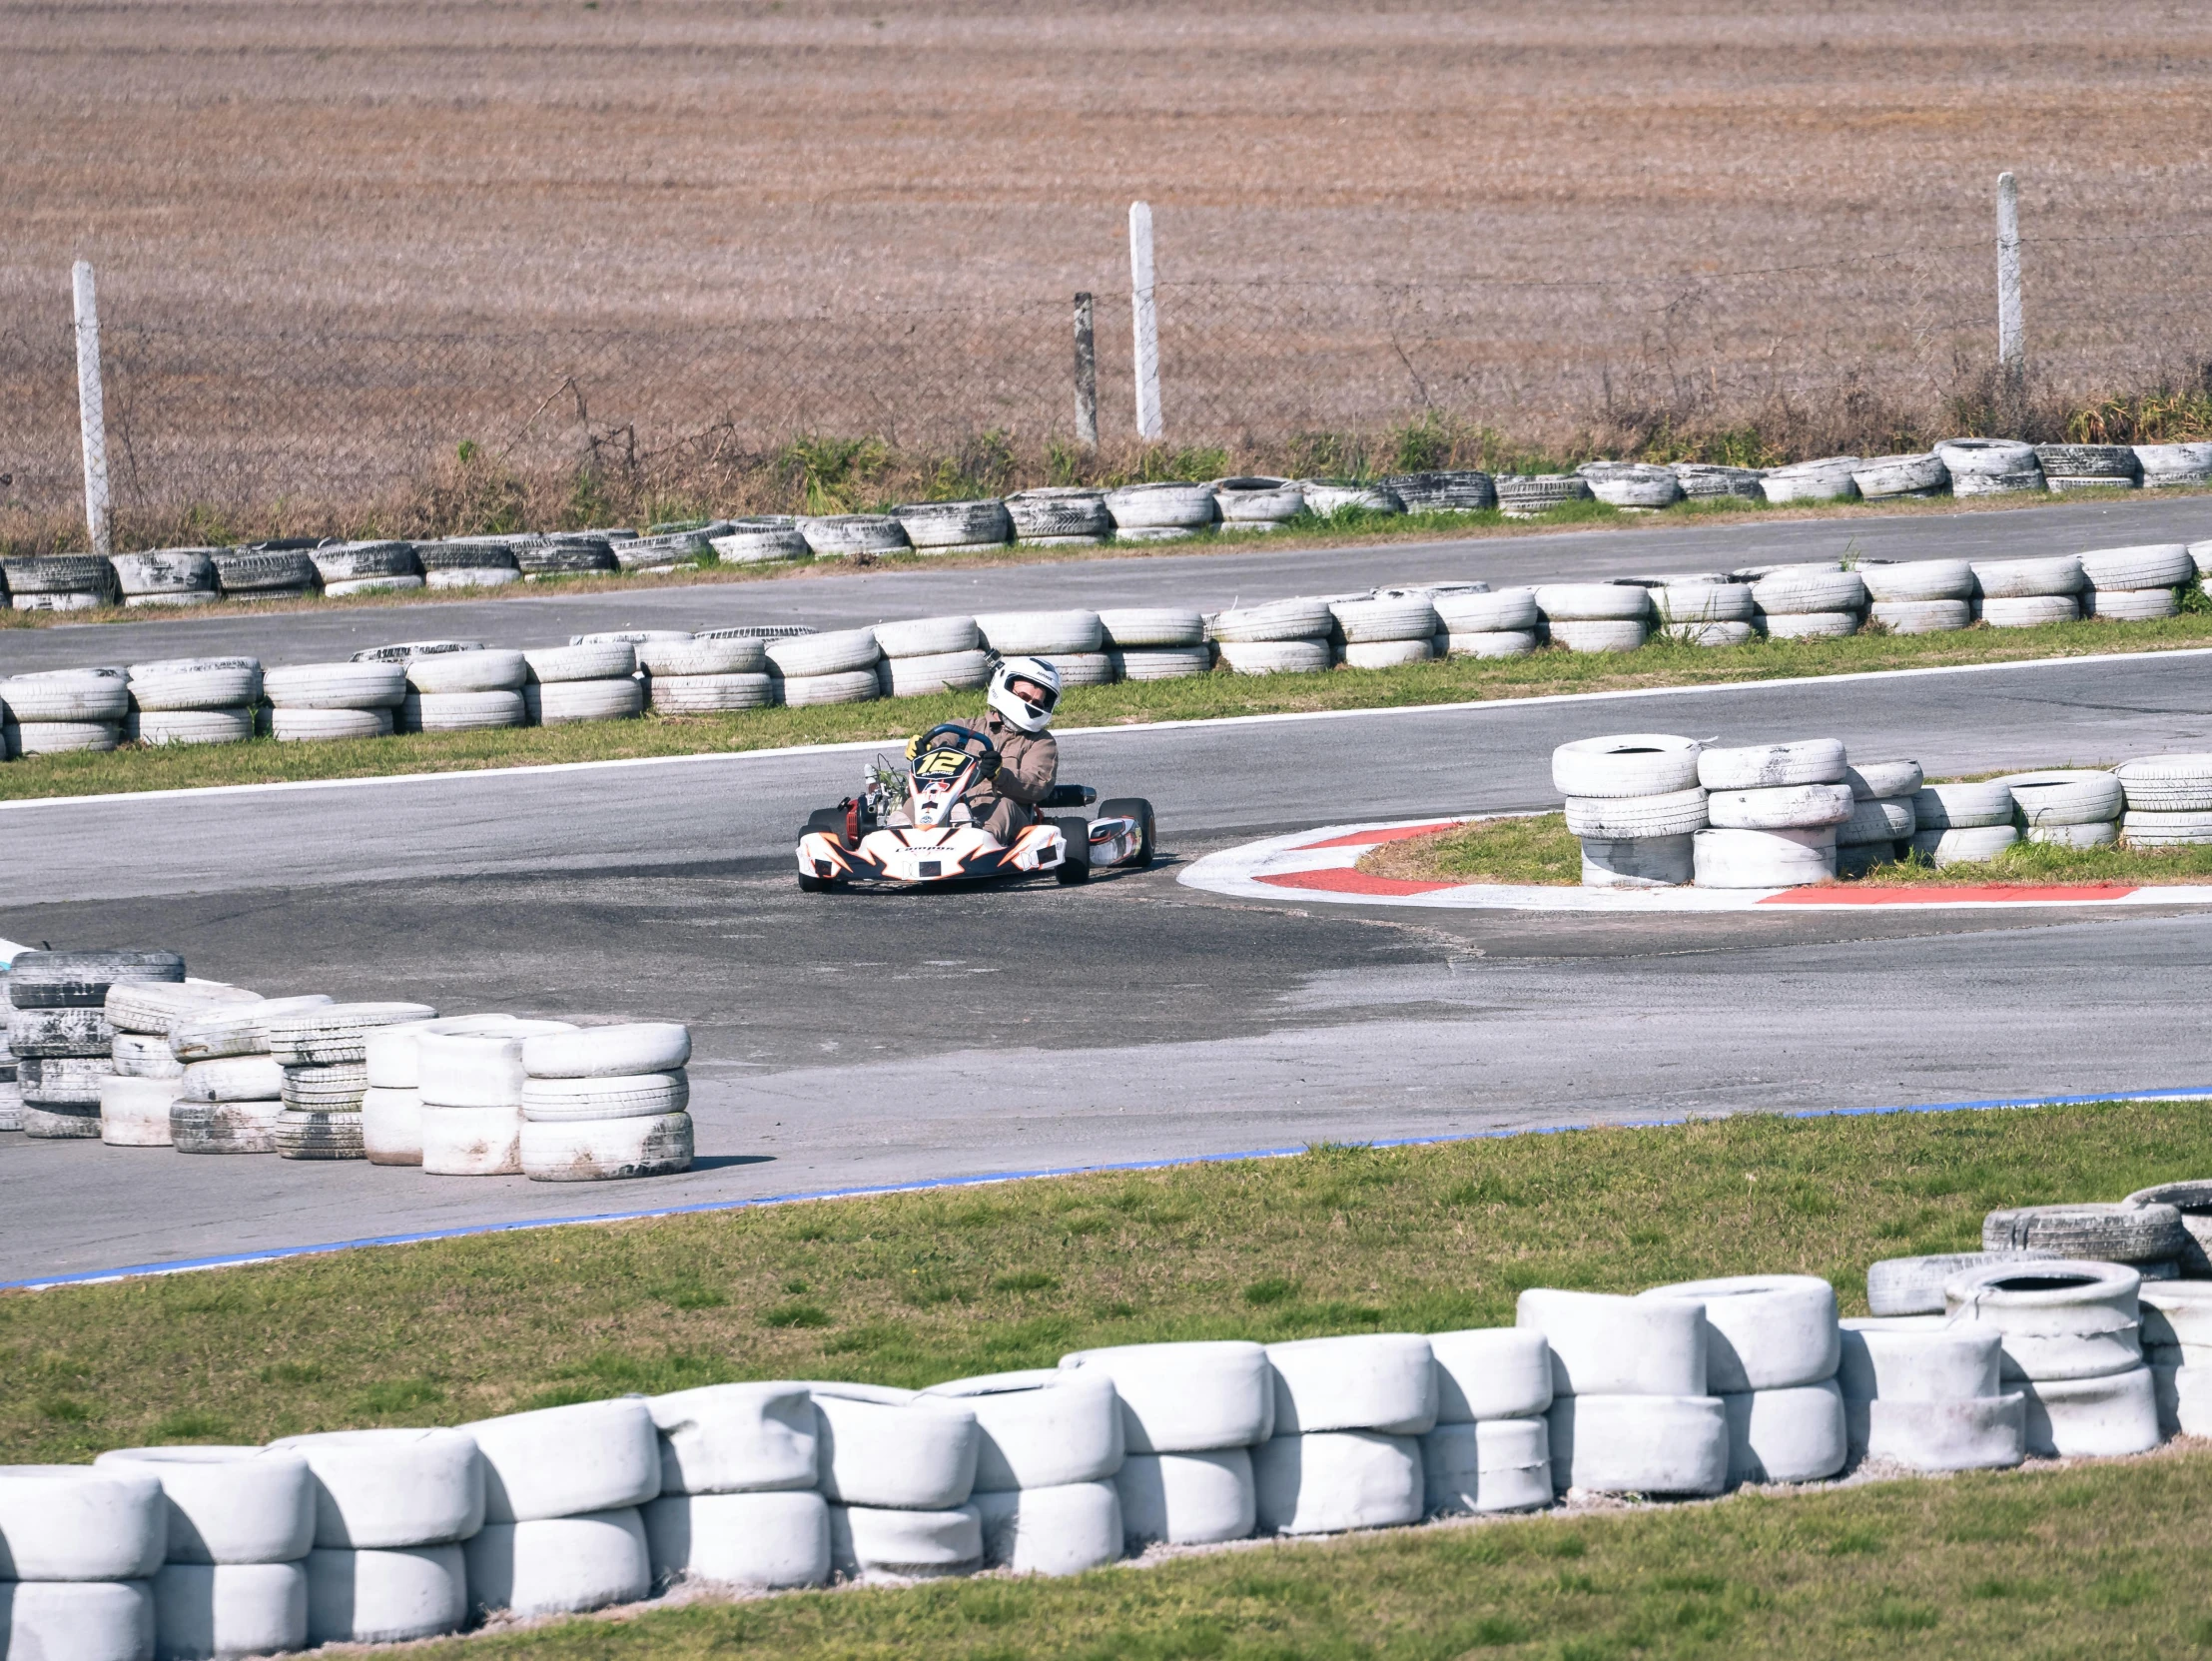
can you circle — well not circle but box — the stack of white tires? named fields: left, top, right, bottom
left=872, top=617, right=992, bottom=698
left=1760, top=456, right=1859, bottom=504
left=1253, top=1335, right=1432, bottom=1535
left=2080, top=542, right=2196, bottom=621
left=214, top=547, right=319, bottom=602
left=1640, top=1276, right=1846, bottom=1484
left=645, top=1383, right=829, bottom=1589
left=1212, top=477, right=1305, bottom=531
left=638, top=634, right=774, bottom=713
left=2116, top=753, right=2212, bottom=847
left=1062, top=1341, right=1272, bottom=1547
left=125, top=657, right=262, bottom=746
left=1838, top=1319, right=2025, bottom=1471
left=520, top=1023, right=695, bottom=1182
left=1004, top=488, right=1111, bottom=547
left=2136, top=442, right=2212, bottom=488
left=1210, top=599, right=1334, bottom=675
left=266, top=1002, right=436, bottom=1162
left=398, top=648, right=526, bottom=733
left=1836, top=760, right=1922, bottom=876
left=264, top=661, right=406, bottom=742
left=894, top=499, right=1014, bottom=555
left=1860, top=558, right=1973, bottom=634
left=1384, top=470, right=1497, bottom=512
left=3, top=666, right=128, bottom=755
left=920, top=1369, right=1125, bottom=1574
left=522, top=642, right=643, bottom=724
left=1994, top=769, right=2124, bottom=850
left=313, top=541, right=422, bottom=596
left=1650, top=576, right=1755, bottom=648
left=171, top=995, right=331, bottom=1156
left=976, top=610, right=1111, bottom=687
left=113, top=548, right=221, bottom=609
left=1421, top=1329, right=1554, bottom=1514
left=1971, top=555, right=2084, bottom=627
left=1695, top=740, right=1852, bottom=888
left=1105, top=482, right=1217, bottom=541
left=1936, top=438, right=2043, bottom=496
left=9, top=950, right=183, bottom=1139
left=272, top=1426, right=478, bottom=1644
left=1851, top=451, right=1950, bottom=500
left=0, top=1464, right=165, bottom=1661
left=416, top=540, right=523, bottom=588
left=1908, top=779, right=2017, bottom=866
left=95, top=1444, right=317, bottom=1660
left=1534, top=583, right=1650, bottom=652
left=463, top=1399, right=659, bottom=1620
left=707, top=518, right=811, bottom=563
left=100, top=981, right=261, bottom=1149
left=1329, top=594, right=1440, bottom=669
left=1434, top=587, right=1540, bottom=658
left=765, top=629, right=881, bottom=707
left=1752, top=564, right=1865, bottom=640
left=1100, top=609, right=1210, bottom=680
left=1945, top=1259, right=2163, bottom=1457
left=1553, top=732, right=1707, bottom=889
left=2, top=553, right=114, bottom=610
left=810, top=1383, right=984, bottom=1581
left=1517, top=1289, right=1728, bottom=1496
left=382, top=1016, right=566, bottom=1172
left=2138, top=1281, right=2212, bottom=1438
left=2034, top=443, right=2139, bottom=492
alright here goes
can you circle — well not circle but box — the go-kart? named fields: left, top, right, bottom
left=795, top=723, right=1155, bottom=891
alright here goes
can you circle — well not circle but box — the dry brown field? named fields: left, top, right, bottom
left=4, top=0, right=2212, bottom=536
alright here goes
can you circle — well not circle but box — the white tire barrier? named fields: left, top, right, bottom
left=113, top=1034, right=183, bottom=1080
left=1980, top=594, right=2080, bottom=627
left=2123, top=809, right=2212, bottom=846
left=1582, top=462, right=1683, bottom=510
left=1545, top=1395, right=1729, bottom=1495
left=1640, top=1274, right=1841, bottom=1391
left=2118, top=751, right=2212, bottom=811
left=271, top=708, right=391, bottom=742
left=1113, top=1450, right=1254, bottom=1545
left=1421, top=1418, right=1551, bottom=1514
left=972, top=1482, right=1121, bottom=1575
left=1060, top=1341, right=1274, bottom=1452
left=368, top=1015, right=560, bottom=1089
left=0, top=1465, right=166, bottom=1580
left=1720, top=1380, right=1846, bottom=1483
left=1040, top=649, right=1115, bottom=685
left=524, top=643, right=638, bottom=682
left=268, top=1428, right=484, bottom=1549
left=828, top=1502, right=983, bottom=1581
left=918, top=1369, right=1123, bottom=1490
left=807, top=1384, right=979, bottom=1510
left=1705, top=783, right=1854, bottom=831
left=262, top=662, right=405, bottom=711
left=93, top=1447, right=314, bottom=1565
left=265, top=1003, right=437, bottom=1068
left=180, top=1057, right=283, bottom=1102
left=0, top=1581, right=155, bottom=1661
left=1551, top=733, right=1701, bottom=798
left=643, top=1490, right=829, bottom=1588
left=1694, top=826, right=1838, bottom=888
left=1971, top=555, right=2083, bottom=599
left=707, top=520, right=811, bottom=562
left=1258, top=1336, right=1439, bottom=1439
left=526, top=678, right=645, bottom=723
left=305, top=1544, right=465, bottom=1644
left=464, top=1397, right=661, bottom=1523
left=2087, top=587, right=2181, bottom=621
left=3, top=668, right=131, bottom=722
left=2035, top=442, right=2139, bottom=488
left=1945, top=1259, right=2143, bottom=1382
left=2150, top=1353, right=2212, bottom=1438
left=150, top=1560, right=307, bottom=1661
left=1515, top=1289, right=1707, bottom=1396
left=464, top=1509, right=651, bottom=1618
left=1342, top=639, right=1432, bottom=669
left=1697, top=738, right=1846, bottom=790
left=1252, top=1430, right=1423, bottom=1534
left=2020, top=1366, right=2162, bottom=1457
left=776, top=668, right=880, bottom=707
left=650, top=1383, right=819, bottom=1496
left=1761, top=610, right=1860, bottom=640
left=2135, top=443, right=2212, bottom=486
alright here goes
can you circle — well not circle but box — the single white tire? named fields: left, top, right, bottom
left=303, top=1544, right=465, bottom=1644
left=1563, top=788, right=1708, bottom=839
left=1060, top=1341, right=1274, bottom=1452
left=12, top=718, right=122, bottom=754
left=637, top=636, right=770, bottom=676
left=2079, top=542, right=2194, bottom=590
left=1863, top=1394, right=2027, bottom=1471
left=128, top=708, right=255, bottom=747
left=1331, top=596, right=1439, bottom=644
left=2117, top=752, right=2212, bottom=811
left=1704, top=782, right=1854, bottom=831
left=99, top=1075, right=177, bottom=1146
left=1870, top=598, right=1972, bottom=634
left=268, top=1428, right=484, bottom=1548
left=1694, top=826, right=1838, bottom=888
left=108, top=982, right=257, bottom=1038
left=1213, top=478, right=1305, bottom=522
left=800, top=514, right=910, bottom=558
left=1210, top=598, right=1335, bottom=643
left=1113, top=1450, right=1253, bottom=1545
left=2151, top=1359, right=2212, bottom=1438
left=1936, top=436, right=2037, bottom=477
left=918, top=1369, right=1123, bottom=1491
left=19, top=1006, right=114, bottom=1057
left=149, top=1560, right=307, bottom=1660
left=0, top=1581, right=155, bottom=1661
left=1866, top=1251, right=2057, bottom=1316
left=1515, top=1288, right=1707, bottom=1396
left=1972, top=555, right=2084, bottom=598
left=396, top=690, right=524, bottom=733
left=895, top=499, right=1013, bottom=549
left=126, top=659, right=263, bottom=712
left=1945, top=1258, right=2143, bottom=1382
left=1039, top=650, right=1115, bottom=686
left=419, top=1103, right=521, bottom=1175
left=2086, top=586, right=2180, bottom=621
left=1838, top=797, right=1915, bottom=845
left=1545, top=1394, right=1729, bottom=1496
left=325, top=575, right=424, bottom=596
left=1581, top=834, right=1696, bottom=888
left=403, top=649, right=525, bottom=694
left=1342, top=638, right=1434, bottom=669
left=521, top=1022, right=690, bottom=1079
left=1761, top=610, right=1860, bottom=640
left=416, top=1031, right=530, bottom=1109
left=1640, top=1274, right=1841, bottom=1391
left=1650, top=582, right=1755, bottom=625
left=2135, top=444, right=2212, bottom=485
left=1421, top=1418, right=1551, bottom=1514
left=1845, top=760, right=1924, bottom=800
left=1852, top=452, right=1950, bottom=497
left=519, top=1111, right=693, bottom=1180
left=464, top=1396, right=661, bottom=1523
left=777, top=669, right=879, bottom=707
left=807, top=1384, right=979, bottom=1510
left=1911, top=780, right=2014, bottom=830
left=972, top=1482, right=1121, bottom=1575
left=871, top=616, right=981, bottom=657
left=1098, top=608, right=1205, bottom=647
left=1760, top=457, right=1860, bottom=502
left=1993, top=769, right=2124, bottom=826
left=1533, top=582, right=1651, bottom=622
left=113, top=1033, right=184, bottom=1080
left=181, top=1057, right=283, bottom=1102
left=425, top=566, right=520, bottom=588
left=1908, top=824, right=2019, bottom=866
left=2020, top=1366, right=2162, bottom=1457
left=1216, top=639, right=1329, bottom=675
left=464, top=1509, right=650, bottom=1619
left=365, top=1015, right=570, bottom=1090
left=1752, top=567, right=1867, bottom=613
left=1104, top=481, right=1216, bottom=531
left=2030, top=819, right=2119, bottom=848
left=880, top=651, right=993, bottom=697
left=1264, top=1334, right=1436, bottom=1435
left=262, top=662, right=405, bottom=710
left=1435, top=590, right=1541, bottom=632
left=649, top=1383, right=819, bottom=1496
left=643, top=1490, right=828, bottom=1588
left=526, top=678, right=645, bottom=722
left=1252, top=1430, right=1422, bottom=1534
left=0, top=1465, right=166, bottom=1579
left=2140, top=1280, right=2212, bottom=1346
left=2, top=669, right=130, bottom=721
left=1550, top=733, right=1702, bottom=799
left=1005, top=488, right=1111, bottom=542
left=522, top=642, right=636, bottom=683
left=1549, top=618, right=1647, bottom=652
left=976, top=610, right=1106, bottom=656
left=361, top=1086, right=422, bottom=1165
left=1299, top=479, right=1402, bottom=515
left=828, top=1502, right=982, bottom=1582
left=1108, top=646, right=1213, bottom=680
left=1979, top=593, right=2080, bottom=627
left=1720, top=1381, right=1846, bottom=1483
left=1838, top=1323, right=2002, bottom=1404
left=1445, top=629, right=1541, bottom=657
left=264, top=1002, right=440, bottom=1068
left=1429, top=1329, right=1555, bottom=1422
left=271, top=707, right=391, bottom=742
left=1697, top=739, right=1847, bottom=790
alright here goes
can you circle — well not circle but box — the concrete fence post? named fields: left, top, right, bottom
left=1073, top=291, right=1099, bottom=449
left=72, top=260, right=113, bottom=555
left=1128, top=202, right=1162, bottom=440
left=1996, top=172, right=2023, bottom=380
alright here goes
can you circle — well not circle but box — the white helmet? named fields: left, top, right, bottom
left=988, top=655, right=1062, bottom=734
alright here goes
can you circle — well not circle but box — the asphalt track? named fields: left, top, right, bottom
left=5, top=490, right=2210, bottom=674
left=10, top=643, right=2212, bottom=1283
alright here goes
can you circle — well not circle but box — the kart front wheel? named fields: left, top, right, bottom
left=1098, top=797, right=1155, bottom=867
left=1052, top=817, right=1092, bottom=884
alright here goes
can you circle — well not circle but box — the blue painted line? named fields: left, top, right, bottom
left=8, top=1085, right=2210, bottom=1293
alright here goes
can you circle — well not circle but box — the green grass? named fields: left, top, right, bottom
left=1857, top=839, right=2212, bottom=886
left=1362, top=812, right=1581, bottom=884
left=11, top=614, right=2212, bottom=803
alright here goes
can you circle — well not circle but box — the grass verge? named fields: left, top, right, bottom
left=11, top=617, right=2212, bottom=804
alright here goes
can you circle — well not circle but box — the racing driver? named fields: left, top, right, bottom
left=909, top=655, right=1062, bottom=840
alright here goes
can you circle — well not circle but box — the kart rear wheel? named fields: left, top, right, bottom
left=1098, top=797, right=1155, bottom=867
left=1052, top=817, right=1092, bottom=884
left=803, top=808, right=846, bottom=837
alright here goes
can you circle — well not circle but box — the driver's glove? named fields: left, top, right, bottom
left=905, top=733, right=924, bottom=761
left=976, top=752, right=1003, bottom=778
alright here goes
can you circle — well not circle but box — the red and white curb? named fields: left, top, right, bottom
left=1179, top=818, right=2212, bottom=912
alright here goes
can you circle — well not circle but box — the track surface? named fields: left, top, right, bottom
left=5, top=492, right=2209, bottom=674
left=9, top=644, right=2212, bottom=1281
